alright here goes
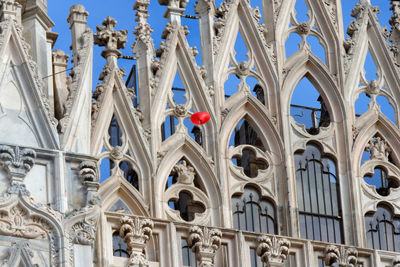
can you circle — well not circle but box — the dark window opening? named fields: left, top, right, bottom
left=231, top=118, right=265, bottom=150
left=169, top=191, right=206, bottom=222
left=109, top=115, right=123, bottom=147
left=290, top=77, right=331, bottom=135
left=181, top=239, right=197, bottom=267
left=191, top=126, right=203, bottom=146
left=250, top=248, right=266, bottom=267
left=364, top=167, right=399, bottom=197
left=232, top=186, right=276, bottom=234
left=112, top=231, right=129, bottom=258
left=232, top=148, right=268, bottom=178
left=295, top=144, right=344, bottom=244
left=125, top=64, right=138, bottom=108
left=252, top=84, right=265, bottom=105
left=119, top=161, right=139, bottom=190
left=365, top=204, right=400, bottom=252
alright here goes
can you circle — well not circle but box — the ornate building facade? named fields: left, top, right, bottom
left=0, top=0, right=400, bottom=266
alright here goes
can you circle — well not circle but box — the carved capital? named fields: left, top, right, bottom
left=188, top=226, right=222, bottom=267
left=0, top=145, right=35, bottom=189
left=324, top=245, right=358, bottom=267
left=94, top=16, right=128, bottom=58
left=256, top=236, right=290, bottom=266
left=120, top=216, right=154, bottom=266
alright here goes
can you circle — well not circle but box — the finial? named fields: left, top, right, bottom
left=94, top=16, right=128, bottom=59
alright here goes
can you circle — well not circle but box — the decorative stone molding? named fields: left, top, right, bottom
left=324, top=245, right=358, bottom=267
left=390, top=1, right=400, bottom=65
left=188, top=225, right=222, bottom=267
left=119, top=216, right=154, bottom=266
left=0, top=204, right=51, bottom=239
left=133, top=0, right=153, bottom=48
left=94, top=16, right=128, bottom=59
left=256, top=235, right=290, bottom=267
left=213, top=2, right=231, bottom=55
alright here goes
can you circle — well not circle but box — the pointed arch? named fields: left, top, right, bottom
left=0, top=26, right=59, bottom=149
left=282, top=54, right=346, bottom=123
left=155, top=137, right=222, bottom=225
left=99, top=175, right=149, bottom=216
left=214, top=0, right=278, bottom=112
left=221, top=95, right=284, bottom=165
left=353, top=114, right=400, bottom=173
left=152, top=27, right=216, bottom=154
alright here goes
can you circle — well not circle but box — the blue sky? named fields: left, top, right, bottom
left=48, top=0, right=392, bottom=106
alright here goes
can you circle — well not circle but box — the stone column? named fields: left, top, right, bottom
left=120, top=216, right=154, bottom=267
left=188, top=226, right=222, bottom=267
left=67, top=4, right=88, bottom=67
left=256, top=235, right=290, bottom=267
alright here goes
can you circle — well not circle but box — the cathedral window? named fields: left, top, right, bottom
left=165, top=160, right=208, bottom=222
left=295, top=144, right=344, bottom=243
left=363, top=167, right=399, bottom=197
left=361, top=135, right=399, bottom=197
left=290, top=77, right=331, bottom=135
left=231, top=186, right=276, bottom=234
left=365, top=204, right=400, bottom=252
left=112, top=231, right=129, bottom=258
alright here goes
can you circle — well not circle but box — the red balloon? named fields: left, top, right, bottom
left=190, top=112, right=210, bottom=125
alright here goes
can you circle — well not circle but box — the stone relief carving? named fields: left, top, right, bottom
left=256, top=235, right=290, bottom=266
left=172, top=159, right=196, bottom=185
left=188, top=225, right=222, bottom=267
left=70, top=219, right=96, bottom=246
left=213, top=2, right=231, bottom=55
left=365, top=136, right=390, bottom=161
left=324, top=245, right=358, bottom=267
left=119, top=216, right=154, bottom=266
left=0, top=204, right=51, bottom=239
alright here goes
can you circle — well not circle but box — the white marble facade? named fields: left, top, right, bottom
left=0, top=0, right=400, bottom=266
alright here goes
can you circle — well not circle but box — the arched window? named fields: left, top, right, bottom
left=295, top=144, right=344, bottom=243
left=112, top=231, right=129, bottom=258
left=231, top=186, right=276, bottom=234
left=365, top=204, right=400, bottom=252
